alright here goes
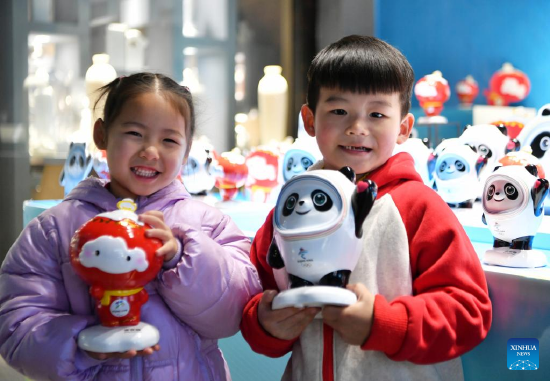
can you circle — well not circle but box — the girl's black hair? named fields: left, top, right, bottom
left=94, top=72, right=195, bottom=155
left=306, top=35, right=414, bottom=117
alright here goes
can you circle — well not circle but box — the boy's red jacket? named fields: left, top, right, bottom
left=241, top=153, right=492, bottom=376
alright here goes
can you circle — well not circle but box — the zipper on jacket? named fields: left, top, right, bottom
left=130, top=356, right=143, bottom=381
left=322, top=324, right=334, bottom=381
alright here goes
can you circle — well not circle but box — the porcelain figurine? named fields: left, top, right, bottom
left=59, top=142, right=93, bottom=197
left=433, top=140, right=487, bottom=207
left=455, top=75, right=479, bottom=107
left=414, top=70, right=451, bottom=123
left=213, top=149, right=249, bottom=201
left=482, top=158, right=549, bottom=268
left=484, top=63, right=531, bottom=106
left=458, top=124, right=520, bottom=194
left=70, top=199, right=164, bottom=353
left=245, top=148, right=280, bottom=202
left=393, top=138, right=436, bottom=188
left=282, top=136, right=322, bottom=182
left=516, top=104, right=550, bottom=172
left=267, top=167, right=377, bottom=309
left=181, top=138, right=217, bottom=195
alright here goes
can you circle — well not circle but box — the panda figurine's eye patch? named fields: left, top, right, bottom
left=301, top=157, right=313, bottom=169
left=487, top=185, right=495, bottom=200
left=504, top=183, right=518, bottom=200
left=283, top=193, right=299, bottom=216
left=455, top=160, right=465, bottom=172
left=311, top=190, right=333, bottom=211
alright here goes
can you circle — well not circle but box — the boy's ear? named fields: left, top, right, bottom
left=93, top=118, right=107, bottom=149
left=396, top=113, right=415, bottom=145
left=301, top=104, right=316, bottom=137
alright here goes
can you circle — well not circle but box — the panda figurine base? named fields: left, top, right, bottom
left=482, top=164, right=550, bottom=268
left=268, top=167, right=377, bottom=310
left=483, top=247, right=547, bottom=268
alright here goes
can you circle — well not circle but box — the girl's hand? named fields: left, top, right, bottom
left=85, top=344, right=160, bottom=360
left=258, top=290, right=320, bottom=340
left=322, top=283, right=375, bottom=346
left=139, top=211, right=179, bottom=262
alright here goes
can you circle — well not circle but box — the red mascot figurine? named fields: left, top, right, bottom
left=70, top=199, right=163, bottom=353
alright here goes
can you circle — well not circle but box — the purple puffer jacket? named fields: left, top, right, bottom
left=0, top=178, right=262, bottom=381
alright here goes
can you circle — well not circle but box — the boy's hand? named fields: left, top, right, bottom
left=139, top=211, right=179, bottom=262
left=322, top=283, right=375, bottom=346
left=85, top=344, right=160, bottom=360
left=258, top=290, right=321, bottom=340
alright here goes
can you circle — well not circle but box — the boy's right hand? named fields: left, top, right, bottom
left=258, top=290, right=320, bottom=340
left=85, top=344, right=160, bottom=360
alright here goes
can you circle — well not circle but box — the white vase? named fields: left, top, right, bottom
left=85, top=54, right=117, bottom=122
left=258, top=65, right=288, bottom=145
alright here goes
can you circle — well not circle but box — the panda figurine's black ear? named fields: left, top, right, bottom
left=525, top=164, right=538, bottom=177
left=339, top=166, right=356, bottom=183
left=542, top=107, right=550, bottom=116
left=495, top=123, right=508, bottom=136
left=352, top=180, right=377, bottom=238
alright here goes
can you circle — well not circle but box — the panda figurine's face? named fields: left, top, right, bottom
left=277, top=178, right=342, bottom=231
left=66, top=146, right=88, bottom=179
left=283, top=150, right=315, bottom=181
left=183, top=157, right=200, bottom=176
left=484, top=178, right=522, bottom=213
left=437, top=155, right=470, bottom=180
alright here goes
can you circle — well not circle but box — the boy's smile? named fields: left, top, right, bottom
left=302, top=88, right=414, bottom=176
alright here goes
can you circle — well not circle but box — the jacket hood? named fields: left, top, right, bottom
left=309, top=152, right=423, bottom=199
left=64, top=177, right=191, bottom=212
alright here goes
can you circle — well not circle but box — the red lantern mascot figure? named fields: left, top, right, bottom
left=70, top=199, right=163, bottom=353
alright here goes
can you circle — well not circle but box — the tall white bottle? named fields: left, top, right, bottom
left=258, top=65, right=288, bottom=145
left=85, top=54, right=117, bottom=126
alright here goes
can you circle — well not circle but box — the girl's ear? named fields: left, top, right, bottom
left=396, top=113, right=415, bottom=145
left=93, top=119, right=107, bottom=149
left=301, top=104, right=316, bottom=137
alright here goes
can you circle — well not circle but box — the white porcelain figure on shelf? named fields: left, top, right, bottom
left=267, top=167, right=377, bottom=311
left=482, top=164, right=549, bottom=268
left=85, top=54, right=117, bottom=135
left=258, top=65, right=288, bottom=145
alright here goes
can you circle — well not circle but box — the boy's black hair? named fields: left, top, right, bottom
left=95, top=72, right=195, bottom=156
left=306, top=35, right=414, bottom=118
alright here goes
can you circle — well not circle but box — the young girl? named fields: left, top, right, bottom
left=0, top=73, right=262, bottom=380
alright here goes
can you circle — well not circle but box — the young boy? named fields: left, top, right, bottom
left=241, top=35, right=492, bottom=381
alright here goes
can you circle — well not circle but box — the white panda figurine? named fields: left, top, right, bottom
left=392, top=137, right=435, bottom=188
left=458, top=123, right=520, bottom=193
left=282, top=136, right=322, bottom=182
left=268, top=167, right=377, bottom=309
left=433, top=141, right=487, bottom=207
left=181, top=139, right=217, bottom=195
left=482, top=164, right=549, bottom=268
left=516, top=104, right=550, bottom=169
left=59, top=142, right=93, bottom=197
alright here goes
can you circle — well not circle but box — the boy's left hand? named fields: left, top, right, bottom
left=322, top=283, right=375, bottom=346
left=139, top=211, right=179, bottom=262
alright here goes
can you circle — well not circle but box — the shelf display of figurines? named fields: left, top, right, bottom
left=458, top=124, right=520, bottom=197
left=392, top=137, right=436, bottom=188
left=483, top=63, right=530, bottom=106
left=455, top=75, right=479, bottom=108
left=481, top=151, right=549, bottom=268
left=414, top=70, right=451, bottom=124
left=432, top=138, right=488, bottom=208
left=59, top=142, right=93, bottom=197
left=70, top=199, right=164, bottom=352
left=267, top=167, right=377, bottom=310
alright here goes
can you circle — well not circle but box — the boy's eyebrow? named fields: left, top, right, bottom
left=324, top=95, right=393, bottom=108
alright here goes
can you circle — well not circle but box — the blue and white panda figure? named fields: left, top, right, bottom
left=59, top=142, right=93, bottom=197
left=267, top=167, right=377, bottom=309
left=482, top=164, right=549, bottom=268
left=392, top=137, right=435, bottom=188
left=181, top=139, right=217, bottom=195
left=282, top=136, right=322, bottom=182
left=433, top=141, right=487, bottom=207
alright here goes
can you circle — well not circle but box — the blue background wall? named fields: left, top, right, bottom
left=375, top=0, right=550, bottom=110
